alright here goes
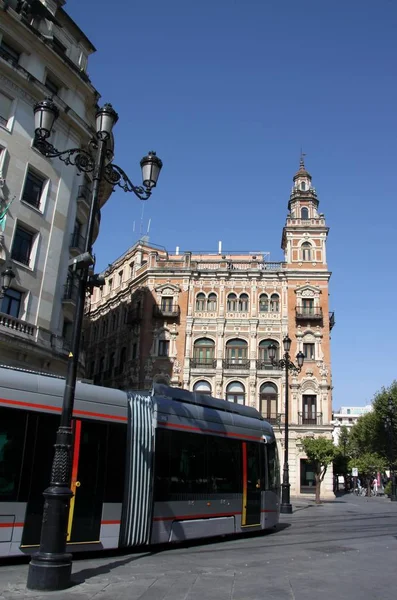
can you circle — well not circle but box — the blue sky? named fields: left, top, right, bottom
left=67, top=0, right=397, bottom=409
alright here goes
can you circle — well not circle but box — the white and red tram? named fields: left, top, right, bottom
left=0, top=366, right=280, bottom=556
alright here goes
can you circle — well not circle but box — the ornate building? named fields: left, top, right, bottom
left=0, top=0, right=110, bottom=374
left=85, top=159, right=335, bottom=497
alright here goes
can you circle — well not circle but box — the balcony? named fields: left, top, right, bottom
left=0, top=312, right=36, bottom=337
left=261, top=413, right=284, bottom=425
left=190, top=358, right=217, bottom=369
left=295, top=307, right=323, bottom=320
left=223, top=359, right=250, bottom=370
left=256, top=359, right=278, bottom=371
left=153, top=304, right=180, bottom=318
left=0, top=44, right=20, bottom=67
left=298, top=412, right=323, bottom=425
left=70, top=232, right=85, bottom=253
left=329, top=311, right=335, bottom=331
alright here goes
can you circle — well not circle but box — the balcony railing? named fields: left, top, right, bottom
left=296, top=307, right=323, bottom=320
left=63, top=279, right=79, bottom=303
left=298, top=412, right=323, bottom=425
left=0, top=312, right=36, bottom=336
left=260, top=412, right=284, bottom=425
left=190, top=358, right=217, bottom=369
left=0, top=45, right=20, bottom=67
left=153, top=304, right=180, bottom=318
left=70, top=232, right=85, bottom=252
left=329, top=311, right=335, bottom=331
left=223, top=359, right=250, bottom=370
left=256, top=359, right=278, bottom=370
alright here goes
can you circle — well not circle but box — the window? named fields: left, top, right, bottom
left=258, top=339, right=279, bottom=366
left=270, top=294, right=279, bottom=312
left=158, top=340, right=169, bottom=357
left=227, top=293, right=238, bottom=311
left=207, top=293, right=217, bottom=311
left=132, top=342, right=137, bottom=359
left=301, top=207, right=309, bottom=219
left=259, top=294, right=269, bottom=312
left=11, top=225, right=34, bottom=266
left=193, top=338, right=215, bottom=365
left=0, top=40, right=20, bottom=66
left=108, top=278, right=113, bottom=291
left=45, top=76, right=59, bottom=96
left=226, top=381, right=245, bottom=405
left=303, top=343, right=315, bottom=360
left=226, top=339, right=248, bottom=363
left=0, top=91, right=12, bottom=127
left=52, top=37, right=67, bottom=56
left=62, top=319, right=73, bottom=345
left=266, top=442, right=280, bottom=491
left=195, top=293, right=206, bottom=311
left=239, top=293, right=249, bottom=312
left=1, top=288, right=22, bottom=318
left=0, top=407, right=28, bottom=501
left=193, top=380, right=212, bottom=395
left=119, top=347, right=127, bottom=373
left=260, top=382, right=278, bottom=422
left=301, top=181, right=306, bottom=191
left=119, top=271, right=123, bottom=286
left=22, top=169, right=46, bottom=209
left=129, top=262, right=134, bottom=277
left=302, top=298, right=314, bottom=316
left=302, top=395, right=317, bottom=424
left=111, top=313, right=118, bottom=331
left=302, top=242, right=312, bottom=261
left=161, top=296, right=173, bottom=311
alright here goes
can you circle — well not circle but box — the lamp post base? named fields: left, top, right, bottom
left=280, top=502, right=293, bottom=514
left=27, top=553, right=72, bottom=591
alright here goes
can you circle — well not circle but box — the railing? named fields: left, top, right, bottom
left=153, top=304, right=180, bottom=318
left=63, top=279, right=79, bottom=302
left=223, top=359, right=250, bottom=370
left=296, top=307, right=323, bottom=319
left=0, top=45, right=20, bottom=67
left=70, top=232, right=85, bottom=252
left=329, top=311, right=335, bottom=331
left=190, top=358, right=217, bottom=369
left=196, top=261, right=285, bottom=271
left=298, top=412, right=323, bottom=425
left=0, top=312, right=36, bottom=336
left=261, top=412, right=284, bottom=425
left=256, top=359, right=278, bottom=370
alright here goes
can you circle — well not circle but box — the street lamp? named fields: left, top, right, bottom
left=0, top=266, right=16, bottom=298
left=268, top=335, right=304, bottom=514
left=27, top=97, right=163, bottom=592
left=384, top=397, right=397, bottom=502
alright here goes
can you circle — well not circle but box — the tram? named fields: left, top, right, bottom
left=0, top=366, right=280, bottom=557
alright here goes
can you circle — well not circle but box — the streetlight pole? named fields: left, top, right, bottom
left=268, top=336, right=304, bottom=514
left=386, top=397, right=397, bottom=502
left=27, top=98, right=162, bottom=592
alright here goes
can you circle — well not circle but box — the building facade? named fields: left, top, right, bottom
left=0, top=0, right=110, bottom=374
left=85, top=159, right=335, bottom=497
left=332, top=405, right=372, bottom=445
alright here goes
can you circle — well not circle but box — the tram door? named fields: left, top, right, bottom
left=68, top=420, right=107, bottom=543
left=241, top=442, right=261, bottom=527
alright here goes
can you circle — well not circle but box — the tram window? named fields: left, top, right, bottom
left=0, top=407, right=28, bottom=501
left=104, top=424, right=127, bottom=502
left=266, top=442, right=280, bottom=490
left=208, top=436, right=241, bottom=493
left=169, top=431, right=208, bottom=494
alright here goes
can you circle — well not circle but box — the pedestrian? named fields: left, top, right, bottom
left=373, top=477, right=378, bottom=496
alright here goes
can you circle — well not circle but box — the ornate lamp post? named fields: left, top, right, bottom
left=385, top=397, right=397, bottom=502
left=0, top=266, right=16, bottom=299
left=268, top=335, right=304, bottom=514
left=27, top=98, right=162, bottom=591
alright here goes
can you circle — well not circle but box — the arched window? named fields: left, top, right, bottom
left=302, top=333, right=315, bottom=360
left=260, top=382, right=278, bottom=422
left=226, top=381, right=245, bottom=405
left=258, top=339, right=279, bottom=367
left=111, top=312, right=118, bottom=331
left=196, top=293, right=206, bottom=311
left=301, top=207, right=309, bottom=219
left=227, top=293, right=238, bottom=312
left=259, top=294, right=269, bottom=312
left=239, top=293, right=249, bottom=312
left=301, top=181, right=306, bottom=191
left=207, top=293, right=217, bottom=311
left=270, top=294, right=279, bottom=312
left=193, top=338, right=215, bottom=366
left=193, top=380, right=212, bottom=395
left=226, top=339, right=248, bottom=365
left=302, top=242, right=312, bottom=261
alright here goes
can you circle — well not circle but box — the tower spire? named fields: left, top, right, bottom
left=299, top=148, right=306, bottom=169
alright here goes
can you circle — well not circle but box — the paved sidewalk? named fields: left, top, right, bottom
left=0, top=494, right=396, bottom=599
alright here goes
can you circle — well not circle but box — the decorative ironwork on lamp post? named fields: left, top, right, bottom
left=268, top=336, right=304, bottom=514
left=27, top=97, right=162, bottom=592
left=385, top=396, right=397, bottom=502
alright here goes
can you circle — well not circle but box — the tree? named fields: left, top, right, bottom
left=300, top=437, right=336, bottom=504
left=348, top=453, right=386, bottom=496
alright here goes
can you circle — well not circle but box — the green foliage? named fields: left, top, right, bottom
left=384, top=481, right=392, bottom=496
left=333, top=451, right=349, bottom=476
left=301, top=437, right=336, bottom=504
left=338, top=425, right=351, bottom=453
left=348, top=453, right=386, bottom=480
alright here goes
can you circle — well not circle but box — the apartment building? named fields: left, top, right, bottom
left=85, top=158, right=335, bottom=497
left=0, top=0, right=110, bottom=374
